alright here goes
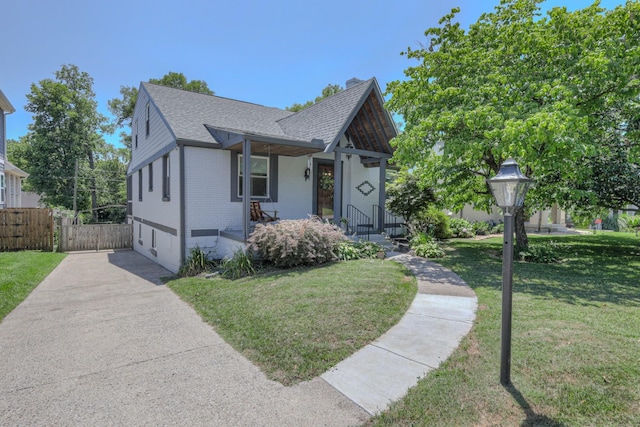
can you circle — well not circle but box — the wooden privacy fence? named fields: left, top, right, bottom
left=0, top=208, right=54, bottom=251
left=59, top=224, right=132, bottom=252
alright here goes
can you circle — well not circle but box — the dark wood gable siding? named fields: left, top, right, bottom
left=344, top=92, right=394, bottom=156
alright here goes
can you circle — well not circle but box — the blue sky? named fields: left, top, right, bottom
left=2, top=0, right=626, bottom=147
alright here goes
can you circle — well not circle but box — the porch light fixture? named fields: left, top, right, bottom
left=487, top=158, right=532, bottom=386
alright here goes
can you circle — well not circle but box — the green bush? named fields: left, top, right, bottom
left=179, top=245, right=215, bottom=277
left=517, top=241, right=561, bottom=264
left=336, top=240, right=384, bottom=261
left=248, top=218, right=347, bottom=268
left=220, top=249, right=256, bottom=279
left=449, top=218, right=474, bottom=238
left=490, top=221, right=504, bottom=234
left=627, top=215, right=640, bottom=231
left=410, top=233, right=445, bottom=258
left=408, top=207, right=451, bottom=239
left=601, top=215, right=619, bottom=231
left=472, top=221, right=490, bottom=236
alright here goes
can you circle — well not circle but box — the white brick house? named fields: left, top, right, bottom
left=127, top=78, right=397, bottom=273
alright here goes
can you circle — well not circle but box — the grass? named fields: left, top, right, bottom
left=167, top=259, right=416, bottom=385
left=0, top=251, right=66, bottom=322
left=369, top=233, right=640, bottom=426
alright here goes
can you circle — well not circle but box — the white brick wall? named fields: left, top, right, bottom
left=132, top=148, right=182, bottom=273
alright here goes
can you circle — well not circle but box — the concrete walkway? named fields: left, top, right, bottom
left=0, top=250, right=476, bottom=426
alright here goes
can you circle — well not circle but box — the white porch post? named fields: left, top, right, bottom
left=378, top=158, right=386, bottom=231
left=243, top=138, right=252, bottom=240
left=333, top=151, right=342, bottom=224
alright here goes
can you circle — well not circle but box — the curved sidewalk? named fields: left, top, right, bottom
left=322, top=253, right=477, bottom=414
left=0, top=250, right=476, bottom=425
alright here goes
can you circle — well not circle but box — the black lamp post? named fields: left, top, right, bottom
left=487, top=158, right=532, bottom=386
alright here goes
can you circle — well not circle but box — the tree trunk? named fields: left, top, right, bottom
left=514, top=206, right=528, bottom=250
left=88, top=151, right=98, bottom=223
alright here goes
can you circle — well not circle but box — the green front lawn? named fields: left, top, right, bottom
left=167, top=259, right=417, bottom=385
left=370, top=233, right=640, bottom=426
left=0, top=251, right=66, bottom=321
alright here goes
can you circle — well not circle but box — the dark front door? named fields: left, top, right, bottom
left=316, top=164, right=334, bottom=219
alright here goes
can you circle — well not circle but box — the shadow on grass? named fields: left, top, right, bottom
left=441, top=234, right=640, bottom=307
left=506, top=384, right=567, bottom=427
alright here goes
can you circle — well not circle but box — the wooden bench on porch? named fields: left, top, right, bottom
left=250, top=201, right=279, bottom=223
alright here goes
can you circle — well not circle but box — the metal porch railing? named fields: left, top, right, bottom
left=373, top=205, right=406, bottom=237
left=346, top=204, right=373, bottom=240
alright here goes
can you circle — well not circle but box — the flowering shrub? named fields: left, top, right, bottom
left=248, top=218, right=347, bottom=268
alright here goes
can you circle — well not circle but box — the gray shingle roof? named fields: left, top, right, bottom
left=141, top=77, right=379, bottom=147
left=276, top=78, right=374, bottom=146
left=142, top=83, right=294, bottom=145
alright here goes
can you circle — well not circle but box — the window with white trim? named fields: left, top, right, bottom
left=134, top=119, right=138, bottom=149
left=238, top=155, right=269, bottom=198
left=151, top=229, right=157, bottom=249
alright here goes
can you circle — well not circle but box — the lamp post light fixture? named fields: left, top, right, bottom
left=487, top=158, right=532, bottom=386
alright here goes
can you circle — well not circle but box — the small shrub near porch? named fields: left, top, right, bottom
left=248, top=218, right=347, bottom=268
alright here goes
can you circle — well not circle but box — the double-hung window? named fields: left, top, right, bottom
left=138, top=170, right=143, bottom=201
left=238, top=155, right=269, bottom=198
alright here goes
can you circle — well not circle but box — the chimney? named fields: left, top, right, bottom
left=346, top=77, right=363, bottom=89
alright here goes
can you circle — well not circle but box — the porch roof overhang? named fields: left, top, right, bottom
left=4, top=161, right=28, bottom=178
left=205, top=125, right=325, bottom=156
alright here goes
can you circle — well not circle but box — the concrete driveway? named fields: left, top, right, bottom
left=0, top=250, right=369, bottom=426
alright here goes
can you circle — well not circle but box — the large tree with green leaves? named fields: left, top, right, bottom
left=286, top=83, right=343, bottom=112
left=108, top=72, right=214, bottom=149
left=386, top=0, right=640, bottom=248
left=24, top=64, right=112, bottom=220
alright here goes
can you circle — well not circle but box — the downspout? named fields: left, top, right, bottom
left=242, top=138, right=251, bottom=240
left=378, top=159, right=386, bottom=231
left=179, top=143, right=186, bottom=267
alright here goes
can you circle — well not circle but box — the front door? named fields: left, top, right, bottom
left=316, top=164, right=334, bottom=219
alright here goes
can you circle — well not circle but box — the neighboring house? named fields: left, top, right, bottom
left=0, top=90, right=17, bottom=209
left=4, top=161, right=28, bottom=208
left=128, top=77, right=397, bottom=273
left=0, top=90, right=29, bottom=208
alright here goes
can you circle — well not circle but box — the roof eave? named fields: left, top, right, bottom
left=5, top=161, right=29, bottom=177
left=0, top=90, right=16, bottom=114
